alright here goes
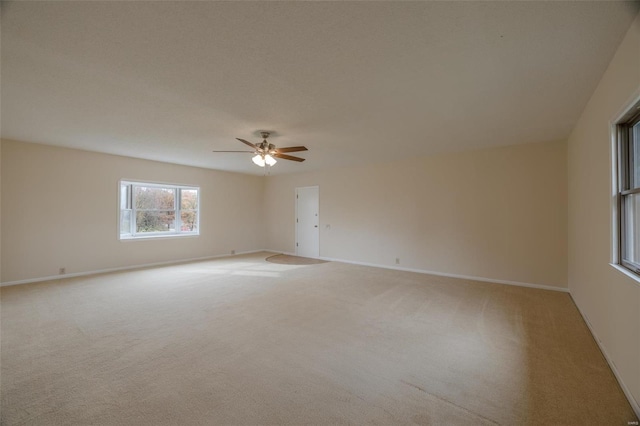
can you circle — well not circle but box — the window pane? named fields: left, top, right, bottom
left=629, top=121, right=640, bottom=189
left=120, top=184, right=129, bottom=209
left=134, top=186, right=175, bottom=210
left=181, top=189, right=198, bottom=209
left=135, top=211, right=176, bottom=233
left=623, top=193, right=640, bottom=264
left=120, top=209, right=131, bottom=235
left=181, top=211, right=198, bottom=232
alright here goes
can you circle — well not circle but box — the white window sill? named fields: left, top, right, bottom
left=120, top=233, right=199, bottom=242
left=609, top=263, right=640, bottom=287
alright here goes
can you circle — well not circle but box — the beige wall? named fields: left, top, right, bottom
left=265, top=140, right=568, bottom=289
left=0, top=139, right=2, bottom=283
left=568, top=14, right=640, bottom=410
left=2, top=15, right=636, bottom=406
left=1, top=140, right=265, bottom=283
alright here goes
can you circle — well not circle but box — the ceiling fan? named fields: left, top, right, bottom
left=213, top=132, right=307, bottom=167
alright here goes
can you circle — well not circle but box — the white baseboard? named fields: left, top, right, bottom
left=3, top=250, right=569, bottom=294
left=0, top=250, right=266, bottom=287
left=569, top=293, right=640, bottom=418
left=313, top=255, right=569, bottom=293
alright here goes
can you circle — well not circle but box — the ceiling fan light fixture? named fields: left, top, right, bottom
left=252, top=154, right=266, bottom=167
left=265, top=154, right=277, bottom=166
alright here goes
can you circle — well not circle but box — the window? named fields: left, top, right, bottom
left=616, top=103, right=640, bottom=274
left=119, top=181, right=199, bottom=239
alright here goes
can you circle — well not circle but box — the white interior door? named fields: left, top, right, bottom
left=296, top=186, right=319, bottom=258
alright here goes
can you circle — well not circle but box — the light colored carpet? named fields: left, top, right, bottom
left=266, top=254, right=329, bottom=265
left=1, top=252, right=637, bottom=425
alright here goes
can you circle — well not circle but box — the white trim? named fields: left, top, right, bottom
left=569, top=293, right=640, bottom=418
left=610, top=91, right=640, bottom=265
left=3, top=249, right=570, bottom=293
left=0, top=250, right=265, bottom=287
left=313, top=255, right=568, bottom=292
left=611, top=120, right=620, bottom=265
left=119, top=233, right=199, bottom=242
left=118, top=180, right=200, bottom=240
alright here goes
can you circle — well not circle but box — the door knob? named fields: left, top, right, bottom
left=314, top=225, right=318, bottom=228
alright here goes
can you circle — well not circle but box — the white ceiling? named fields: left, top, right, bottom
left=2, top=1, right=638, bottom=176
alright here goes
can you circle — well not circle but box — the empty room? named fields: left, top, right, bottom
left=1, top=1, right=639, bottom=425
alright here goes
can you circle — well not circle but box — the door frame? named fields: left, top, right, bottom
left=295, top=185, right=319, bottom=257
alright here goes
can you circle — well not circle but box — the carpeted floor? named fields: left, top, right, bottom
left=1, top=252, right=637, bottom=425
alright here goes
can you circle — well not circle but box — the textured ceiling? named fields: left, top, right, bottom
left=1, top=1, right=638, bottom=175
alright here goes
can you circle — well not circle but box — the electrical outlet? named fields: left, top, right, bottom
left=231, top=249, right=236, bottom=255
left=395, top=258, right=400, bottom=265
left=59, top=267, right=66, bottom=275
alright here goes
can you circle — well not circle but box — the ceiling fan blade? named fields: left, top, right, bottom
left=275, top=146, right=308, bottom=153
left=212, top=150, right=254, bottom=153
left=236, top=138, right=259, bottom=150
left=273, top=153, right=305, bottom=162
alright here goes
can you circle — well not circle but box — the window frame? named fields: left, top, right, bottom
left=615, top=104, right=640, bottom=275
left=119, top=180, right=200, bottom=240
